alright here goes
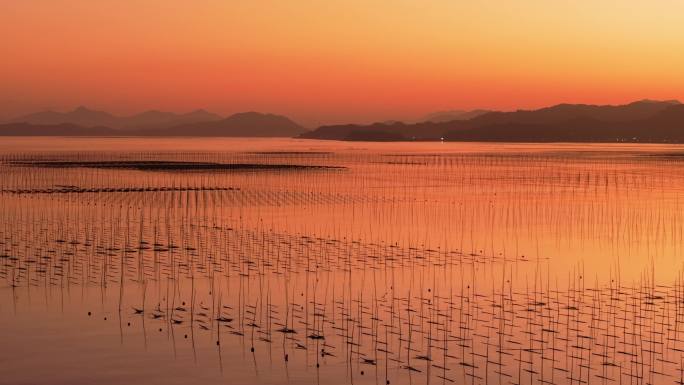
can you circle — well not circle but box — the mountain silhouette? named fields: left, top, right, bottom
left=10, top=106, right=222, bottom=130
left=13, top=106, right=120, bottom=128
left=138, top=112, right=307, bottom=137
left=1, top=111, right=306, bottom=137
left=0, top=122, right=117, bottom=136
left=2, top=106, right=307, bottom=137
left=460, top=100, right=681, bottom=128
left=5, top=101, right=684, bottom=141
left=302, top=100, right=684, bottom=142
left=418, top=109, right=491, bottom=123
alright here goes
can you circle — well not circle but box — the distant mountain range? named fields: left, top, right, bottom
left=135, top=112, right=306, bottom=137
left=0, top=108, right=307, bottom=137
left=0, top=123, right=118, bottom=136
left=4, top=101, right=684, bottom=142
left=301, top=100, right=684, bottom=142
left=418, top=109, right=491, bottom=123
left=10, top=106, right=223, bottom=130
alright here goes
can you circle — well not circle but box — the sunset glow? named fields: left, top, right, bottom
left=2, top=0, right=684, bottom=125
left=5, top=3, right=684, bottom=384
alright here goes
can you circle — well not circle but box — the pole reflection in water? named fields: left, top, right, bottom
left=1, top=138, right=684, bottom=385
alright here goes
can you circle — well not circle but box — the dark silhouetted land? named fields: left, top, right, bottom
left=1, top=110, right=306, bottom=137
left=301, top=100, right=684, bottom=142
left=4, top=100, right=684, bottom=142
left=135, top=112, right=307, bottom=137
left=11, top=106, right=222, bottom=130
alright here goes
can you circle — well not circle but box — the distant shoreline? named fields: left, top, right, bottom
left=3, top=100, right=684, bottom=143
left=2, top=135, right=684, bottom=145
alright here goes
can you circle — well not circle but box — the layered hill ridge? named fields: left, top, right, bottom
left=301, top=100, right=684, bottom=142
left=1, top=109, right=306, bottom=137
left=418, top=109, right=491, bottom=123
left=139, top=112, right=307, bottom=137
left=0, top=122, right=118, bottom=136
left=10, top=106, right=223, bottom=130
left=4, top=101, right=684, bottom=142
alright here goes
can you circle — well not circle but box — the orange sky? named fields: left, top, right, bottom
left=1, top=0, right=683, bottom=126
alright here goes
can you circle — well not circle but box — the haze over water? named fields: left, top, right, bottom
left=2, top=138, right=684, bottom=385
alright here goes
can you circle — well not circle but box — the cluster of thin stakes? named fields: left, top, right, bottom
left=2, top=148, right=684, bottom=385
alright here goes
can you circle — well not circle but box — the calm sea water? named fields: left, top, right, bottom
left=2, top=137, right=684, bottom=385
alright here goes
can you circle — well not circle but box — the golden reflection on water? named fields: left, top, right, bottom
left=2, top=138, right=684, bottom=385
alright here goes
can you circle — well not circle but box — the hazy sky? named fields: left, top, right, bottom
left=2, top=0, right=683, bottom=126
